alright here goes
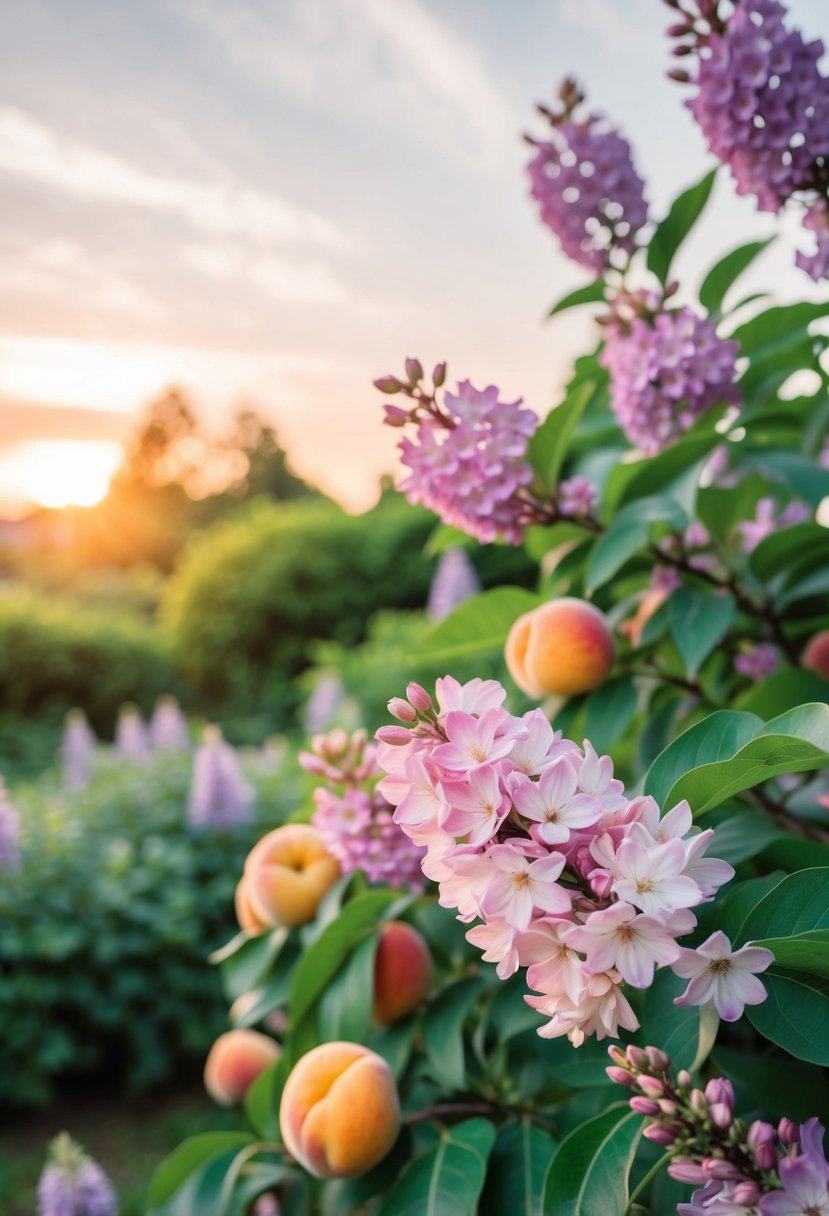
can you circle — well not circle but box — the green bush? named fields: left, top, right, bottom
left=0, top=750, right=301, bottom=1107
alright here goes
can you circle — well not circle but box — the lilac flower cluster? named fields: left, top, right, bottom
left=299, top=728, right=426, bottom=892
left=735, top=642, right=779, bottom=681
left=557, top=474, right=599, bottom=518
left=149, top=695, right=189, bottom=751
left=375, top=676, right=765, bottom=1047
left=600, top=292, right=741, bottom=453
left=115, top=704, right=150, bottom=761
left=0, top=777, right=20, bottom=871
left=608, top=1044, right=829, bottom=1213
left=382, top=374, right=538, bottom=545
left=37, top=1133, right=117, bottom=1216
left=668, top=0, right=829, bottom=281
left=60, top=709, right=96, bottom=793
left=738, top=498, right=811, bottom=553
left=427, top=547, right=481, bottom=622
left=526, top=79, right=648, bottom=273
left=187, top=725, right=254, bottom=829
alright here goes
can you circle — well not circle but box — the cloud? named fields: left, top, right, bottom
left=3, top=238, right=165, bottom=320
left=0, top=105, right=349, bottom=251
left=180, top=241, right=348, bottom=304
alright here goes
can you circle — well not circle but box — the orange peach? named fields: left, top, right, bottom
left=234, top=874, right=270, bottom=934
left=244, top=824, right=340, bottom=929
left=204, top=1029, right=281, bottom=1106
left=803, top=630, right=829, bottom=681
left=279, top=1042, right=400, bottom=1179
left=505, top=597, right=615, bottom=697
left=373, top=921, right=432, bottom=1026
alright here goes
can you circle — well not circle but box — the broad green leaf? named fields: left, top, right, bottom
left=712, top=1045, right=829, bottom=1123
left=422, top=976, right=487, bottom=1089
left=244, top=1055, right=289, bottom=1141
left=537, top=1035, right=620, bottom=1089
left=524, top=522, right=593, bottom=562
left=668, top=588, right=736, bottom=678
left=424, top=525, right=475, bottom=557
left=324, top=1131, right=414, bottom=1211
left=715, top=873, right=786, bottom=944
left=647, top=168, right=717, bottom=284
left=379, top=1118, right=497, bottom=1216
left=754, top=930, right=829, bottom=978
left=223, top=1164, right=295, bottom=1216
left=421, top=587, right=542, bottom=663
left=736, top=669, right=829, bottom=719
left=483, top=1119, right=557, bottom=1216
left=730, top=299, right=829, bottom=362
left=289, top=890, right=400, bottom=1027
left=749, top=522, right=829, bottom=581
left=738, top=868, right=829, bottom=943
left=643, top=711, right=761, bottom=807
left=542, top=1105, right=641, bottom=1216
left=747, top=968, right=829, bottom=1065
left=640, top=969, right=703, bottom=1074
left=586, top=496, right=687, bottom=593
left=368, top=1015, right=419, bottom=1081
left=148, top=1134, right=255, bottom=1206
left=706, top=811, right=780, bottom=865
left=317, top=930, right=378, bottom=1042
left=548, top=280, right=607, bottom=316
left=528, top=380, right=596, bottom=496
left=231, top=939, right=300, bottom=1028
left=149, top=1148, right=250, bottom=1216
left=777, top=566, right=829, bottom=611
left=699, top=237, right=774, bottom=316
left=216, top=928, right=288, bottom=1002
left=743, top=450, right=829, bottom=507
left=608, top=432, right=720, bottom=515
left=585, top=676, right=638, bottom=754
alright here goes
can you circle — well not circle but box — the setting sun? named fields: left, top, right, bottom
left=0, top=439, right=122, bottom=513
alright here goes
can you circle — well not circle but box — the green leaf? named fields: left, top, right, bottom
left=736, top=669, right=829, bottom=719
left=585, top=677, right=638, bottom=754
left=647, top=168, right=717, bottom=285
left=528, top=380, right=596, bottom=496
left=668, top=589, right=736, bottom=678
left=730, top=299, right=829, bottom=363
left=421, top=587, right=543, bottom=663
left=524, top=522, right=593, bottom=562
left=542, top=1105, right=641, bottom=1216
left=368, top=1015, right=419, bottom=1081
left=738, top=868, right=829, bottom=943
left=608, top=433, right=720, bottom=515
left=317, top=930, right=378, bottom=1042
left=699, top=237, right=774, bottom=316
left=422, top=975, right=487, bottom=1089
left=641, top=969, right=705, bottom=1074
left=244, top=1054, right=291, bottom=1141
left=747, top=968, right=829, bottom=1065
left=148, top=1133, right=255, bottom=1206
left=424, top=525, right=475, bottom=558
left=586, top=496, right=687, bottom=594
left=289, top=890, right=399, bottom=1028
left=379, top=1118, right=497, bottom=1216
left=749, top=523, right=829, bottom=582
left=644, top=710, right=761, bottom=807
left=706, top=811, right=780, bottom=865
left=217, top=928, right=288, bottom=1002
left=712, top=1045, right=829, bottom=1123
left=754, top=930, right=829, bottom=978
left=483, top=1119, right=557, bottom=1216
left=743, top=450, right=829, bottom=508
left=548, top=280, right=607, bottom=317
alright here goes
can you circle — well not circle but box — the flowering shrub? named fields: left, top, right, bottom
left=151, top=1, right=829, bottom=1211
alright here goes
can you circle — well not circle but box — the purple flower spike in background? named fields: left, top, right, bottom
left=115, top=703, right=149, bottom=761
left=149, top=695, right=189, bottom=751
left=527, top=77, right=648, bottom=273
left=735, top=643, right=779, bottom=681
left=187, top=725, right=254, bottom=830
left=60, top=708, right=96, bottom=793
left=37, top=1132, right=117, bottom=1216
left=427, top=547, right=481, bottom=621
left=0, top=777, right=20, bottom=871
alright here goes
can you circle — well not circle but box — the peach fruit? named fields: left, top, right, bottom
left=244, top=824, right=340, bottom=929
left=373, top=921, right=432, bottom=1026
left=204, top=1028, right=281, bottom=1106
left=803, top=630, right=829, bottom=682
left=279, top=1042, right=400, bottom=1178
left=505, top=596, right=615, bottom=697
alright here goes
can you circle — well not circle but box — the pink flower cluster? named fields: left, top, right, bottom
left=375, top=676, right=759, bottom=1047
left=669, top=0, right=829, bottom=281
left=599, top=294, right=741, bottom=453
left=527, top=82, right=648, bottom=273
left=738, top=497, right=811, bottom=553
left=299, top=728, right=426, bottom=893
left=390, top=380, right=538, bottom=545
left=608, top=1044, right=829, bottom=1214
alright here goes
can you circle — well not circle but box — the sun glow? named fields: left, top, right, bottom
left=0, top=439, right=122, bottom=512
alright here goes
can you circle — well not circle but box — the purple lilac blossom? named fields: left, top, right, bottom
left=557, top=474, right=599, bottom=517
left=735, top=643, right=779, bottom=680
left=600, top=296, right=740, bottom=452
left=738, top=498, right=811, bottom=553
left=37, top=1134, right=117, bottom=1216
left=0, top=777, right=20, bottom=871
left=115, top=705, right=149, bottom=760
left=527, top=85, right=648, bottom=272
left=395, top=380, right=538, bottom=545
left=187, top=726, right=254, bottom=829
left=60, top=709, right=96, bottom=793
left=149, top=696, right=189, bottom=751
left=427, top=547, right=481, bottom=621
left=311, top=786, right=426, bottom=892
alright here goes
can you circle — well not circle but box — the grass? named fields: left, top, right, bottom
left=0, top=1083, right=245, bottom=1214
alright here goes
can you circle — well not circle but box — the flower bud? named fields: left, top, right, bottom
left=374, top=375, right=403, bottom=394
left=646, top=1047, right=671, bottom=1072
left=431, top=362, right=447, bottom=388
left=733, top=1183, right=762, bottom=1206
left=606, top=1066, right=634, bottom=1087
left=702, top=1158, right=745, bottom=1182
left=677, top=1070, right=692, bottom=1090
left=668, top=1161, right=707, bottom=1185
left=709, top=1103, right=733, bottom=1130
left=690, top=1089, right=708, bottom=1116
left=406, top=683, right=434, bottom=713
left=607, top=1045, right=628, bottom=1068
left=405, top=358, right=424, bottom=384
left=667, top=21, right=692, bottom=35
left=589, top=870, right=614, bottom=899
left=667, top=68, right=691, bottom=82
left=383, top=404, right=409, bottom=427
left=630, top=1096, right=661, bottom=1116
left=643, top=1124, right=677, bottom=1146
left=638, top=1075, right=664, bottom=1099
left=748, top=1121, right=777, bottom=1171
left=658, top=1100, right=678, bottom=1116
left=375, top=726, right=413, bottom=746
left=704, top=1078, right=733, bottom=1109
left=778, top=1118, right=800, bottom=1147
left=388, top=698, right=417, bottom=723
left=627, top=1047, right=649, bottom=1071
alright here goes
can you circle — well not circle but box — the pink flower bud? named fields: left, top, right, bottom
left=607, top=1045, right=628, bottom=1067
left=627, top=1047, right=649, bottom=1071
left=388, top=698, right=417, bottom=723
left=375, top=726, right=413, bottom=746
left=432, top=361, right=447, bottom=388
left=606, top=1066, right=634, bottom=1087
left=748, top=1121, right=775, bottom=1149
left=733, top=1183, right=762, bottom=1206
left=677, top=1070, right=692, bottom=1090
left=630, top=1097, right=661, bottom=1116
left=405, top=358, right=424, bottom=384
left=690, top=1089, right=708, bottom=1116
left=704, top=1079, right=733, bottom=1110
left=646, top=1047, right=671, bottom=1072
left=643, top=1124, right=677, bottom=1146
left=374, top=375, right=403, bottom=394
left=658, top=1100, right=678, bottom=1116
left=638, top=1075, right=664, bottom=1099
left=406, top=682, right=434, bottom=713
left=668, top=1161, right=707, bottom=1185
left=709, top=1103, right=733, bottom=1130
left=702, top=1158, right=745, bottom=1182
left=590, top=870, right=614, bottom=899
left=383, top=404, right=409, bottom=427
left=778, top=1118, right=800, bottom=1147
left=297, top=752, right=328, bottom=776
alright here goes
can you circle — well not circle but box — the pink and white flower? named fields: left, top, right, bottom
left=567, top=901, right=682, bottom=988
left=672, top=931, right=774, bottom=1022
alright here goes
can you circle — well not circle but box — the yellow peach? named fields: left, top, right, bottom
left=506, top=597, right=615, bottom=697
left=279, top=1042, right=400, bottom=1179
left=204, top=1029, right=281, bottom=1106
left=373, top=921, right=432, bottom=1026
left=244, top=824, right=340, bottom=929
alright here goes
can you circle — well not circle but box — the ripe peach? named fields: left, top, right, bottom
left=373, top=921, right=432, bottom=1026
left=505, top=597, right=615, bottom=697
left=204, top=1029, right=281, bottom=1106
left=234, top=874, right=269, bottom=934
left=802, top=630, right=829, bottom=681
left=244, top=824, right=340, bottom=929
left=279, top=1042, right=400, bottom=1179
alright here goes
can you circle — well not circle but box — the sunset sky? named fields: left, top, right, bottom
left=1, top=0, right=827, bottom=515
